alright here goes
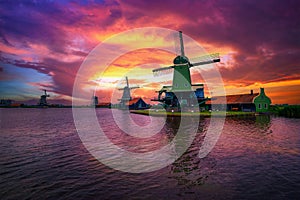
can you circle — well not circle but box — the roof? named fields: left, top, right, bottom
left=126, top=97, right=143, bottom=106
left=206, top=93, right=259, bottom=104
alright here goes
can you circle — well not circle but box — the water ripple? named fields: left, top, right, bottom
left=0, top=108, right=299, bottom=199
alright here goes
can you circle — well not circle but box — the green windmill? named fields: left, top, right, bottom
left=152, top=31, right=220, bottom=110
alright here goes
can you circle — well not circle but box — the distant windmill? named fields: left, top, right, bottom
left=91, top=95, right=98, bottom=107
left=152, top=31, right=220, bottom=109
left=118, top=76, right=139, bottom=105
left=38, top=90, right=50, bottom=106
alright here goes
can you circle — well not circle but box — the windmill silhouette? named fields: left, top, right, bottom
left=118, top=76, right=139, bottom=107
left=38, top=90, right=50, bottom=106
left=152, top=31, right=220, bottom=110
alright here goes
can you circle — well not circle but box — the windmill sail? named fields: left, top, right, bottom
left=152, top=31, right=220, bottom=77
left=153, top=66, right=173, bottom=77
left=189, top=53, right=220, bottom=67
left=174, top=32, right=181, bottom=56
left=152, top=53, right=220, bottom=76
left=125, top=76, right=129, bottom=87
left=179, top=31, right=185, bottom=57
left=153, top=66, right=173, bottom=72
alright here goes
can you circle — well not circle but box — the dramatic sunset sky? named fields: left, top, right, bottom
left=0, top=0, right=299, bottom=105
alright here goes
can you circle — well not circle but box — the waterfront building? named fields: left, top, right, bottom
left=253, top=88, right=272, bottom=113
left=126, top=97, right=149, bottom=110
left=206, top=88, right=271, bottom=112
left=0, top=99, right=13, bottom=107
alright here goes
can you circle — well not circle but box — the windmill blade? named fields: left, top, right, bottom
left=118, top=86, right=139, bottom=90
left=173, top=31, right=185, bottom=57
left=189, top=53, right=220, bottom=67
left=152, top=66, right=174, bottom=77
left=179, top=31, right=185, bottom=57
left=130, top=86, right=140, bottom=89
left=190, top=60, right=219, bottom=67
left=173, top=32, right=180, bottom=56
left=125, top=76, right=129, bottom=87
left=152, top=66, right=174, bottom=72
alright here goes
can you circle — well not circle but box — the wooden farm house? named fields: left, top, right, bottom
left=206, top=88, right=271, bottom=112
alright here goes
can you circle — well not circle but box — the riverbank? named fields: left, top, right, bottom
left=130, top=109, right=256, bottom=117
left=2, top=105, right=299, bottom=118
left=269, top=105, right=300, bottom=118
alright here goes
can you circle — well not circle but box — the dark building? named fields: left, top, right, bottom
left=126, top=98, right=149, bottom=110
left=0, top=99, right=13, bottom=107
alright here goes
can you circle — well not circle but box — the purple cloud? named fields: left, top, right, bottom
left=0, top=0, right=299, bottom=104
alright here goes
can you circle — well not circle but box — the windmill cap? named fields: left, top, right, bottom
left=173, top=55, right=189, bottom=65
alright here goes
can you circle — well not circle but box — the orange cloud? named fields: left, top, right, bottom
left=1, top=1, right=299, bottom=105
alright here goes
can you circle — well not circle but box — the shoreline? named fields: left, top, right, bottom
left=130, top=109, right=257, bottom=117
left=2, top=106, right=299, bottom=118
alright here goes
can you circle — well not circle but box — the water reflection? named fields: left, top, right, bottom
left=167, top=118, right=211, bottom=188
left=223, top=115, right=272, bottom=137
left=1, top=109, right=299, bottom=199
left=167, top=115, right=273, bottom=191
left=255, top=115, right=271, bottom=131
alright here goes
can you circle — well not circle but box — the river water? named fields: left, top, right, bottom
left=0, top=108, right=299, bottom=199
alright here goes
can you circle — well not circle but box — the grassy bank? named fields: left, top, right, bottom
left=270, top=105, right=300, bottom=118
left=130, top=110, right=255, bottom=117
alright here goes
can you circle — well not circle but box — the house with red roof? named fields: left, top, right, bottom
left=206, top=88, right=271, bottom=112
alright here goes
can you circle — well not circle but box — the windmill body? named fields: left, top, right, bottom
left=91, top=95, right=99, bottom=107
left=121, top=87, right=131, bottom=102
left=38, top=90, right=50, bottom=106
left=172, top=55, right=192, bottom=91
left=119, top=76, right=139, bottom=108
left=152, top=31, right=220, bottom=111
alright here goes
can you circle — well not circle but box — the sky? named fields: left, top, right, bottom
left=0, top=0, right=300, bottom=105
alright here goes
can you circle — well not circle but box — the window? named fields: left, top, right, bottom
left=264, top=104, right=267, bottom=109
left=258, top=103, right=261, bottom=109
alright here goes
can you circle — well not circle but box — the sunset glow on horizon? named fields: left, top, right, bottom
left=1, top=0, right=299, bottom=105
